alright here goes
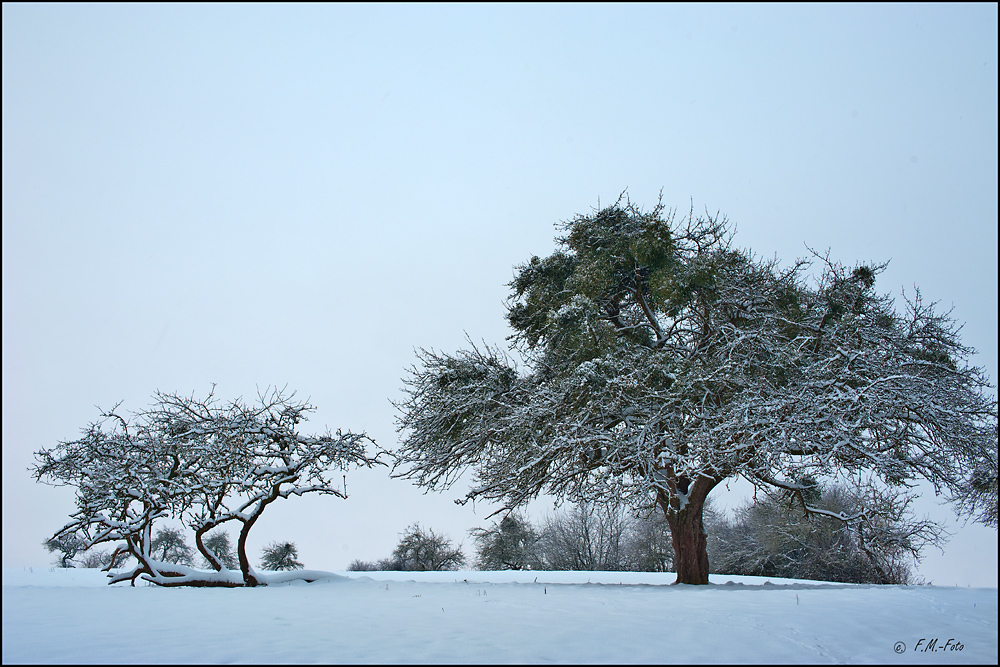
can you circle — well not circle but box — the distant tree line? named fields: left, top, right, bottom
left=469, top=505, right=674, bottom=573
left=51, top=488, right=935, bottom=584
left=348, top=476, right=940, bottom=584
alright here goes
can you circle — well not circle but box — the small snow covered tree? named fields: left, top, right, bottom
left=201, top=530, right=238, bottom=570
left=391, top=523, right=466, bottom=571
left=43, top=533, right=87, bottom=568
left=471, top=513, right=541, bottom=570
left=259, top=541, right=304, bottom=571
left=32, top=387, right=381, bottom=587
left=393, top=195, right=998, bottom=584
left=150, top=527, right=195, bottom=565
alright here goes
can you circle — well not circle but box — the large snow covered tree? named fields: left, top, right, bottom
left=32, top=387, right=381, bottom=587
left=393, top=196, right=998, bottom=584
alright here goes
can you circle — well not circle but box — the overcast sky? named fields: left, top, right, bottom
left=3, top=3, right=996, bottom=586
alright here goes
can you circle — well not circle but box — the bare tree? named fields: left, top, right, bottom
left=536, top=503, right=632, bottom=571
left=32, top=386, right=382, bottom=587
left=76, top=545, right=131, bottom=569
left=625, top=508, right=678, bottom=573
left=346, top=559, right=379, bottom=572
left=390, top=523, right=466, bottom=571
left=710, top=478, right=945, bottom=584
left=375, top=556, right=405, bottom=571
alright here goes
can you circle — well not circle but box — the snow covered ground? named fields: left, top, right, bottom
left=2, top=567, right=996, bottom=664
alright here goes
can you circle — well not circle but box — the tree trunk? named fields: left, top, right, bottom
left=237, top=484, right=285, bottom=587
left=195, top=523, right=223, bottom=572
left=237, top=517, right=263, bottom=587
left=658, top=474, right=720, bottom=585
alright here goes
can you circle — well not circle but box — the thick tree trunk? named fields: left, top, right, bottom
left=666, top=501, right=710, bottom=584
left=658, top=474, right=720, bottom=585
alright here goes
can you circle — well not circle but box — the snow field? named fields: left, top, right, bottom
left=2, top=568, right=996, bottom=664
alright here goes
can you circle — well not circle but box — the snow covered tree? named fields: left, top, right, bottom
left=390, top=523, right=466, bottom=571
left=259, top=541, right=304, bottom=571
left=393, top=195, right=998, bottom=584
left=471, top=513, right=541, bottom=570
left=32, top=387, right=381, bottom=587
left=150, top=527, right=195, bottom=565
left=43, top=533, right=87, bottom=568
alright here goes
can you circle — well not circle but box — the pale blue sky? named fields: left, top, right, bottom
left=3, top=3, right=996, bottom=585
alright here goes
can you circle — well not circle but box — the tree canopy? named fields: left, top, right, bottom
left=393, top=195, right=998, bottom=584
